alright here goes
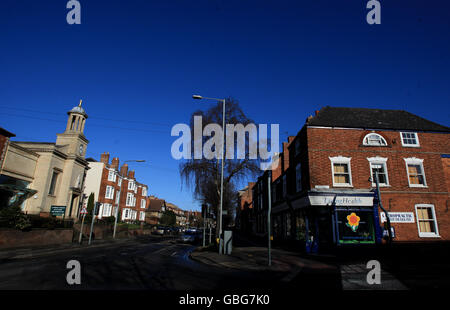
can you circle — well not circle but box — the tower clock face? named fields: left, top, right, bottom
left=79, top=144, right=84, bottom=155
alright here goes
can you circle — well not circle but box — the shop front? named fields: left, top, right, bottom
left=272, top=189, right=382, bottom=253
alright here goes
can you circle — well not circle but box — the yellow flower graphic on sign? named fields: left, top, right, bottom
left=346, top=212, right=360, bottom=232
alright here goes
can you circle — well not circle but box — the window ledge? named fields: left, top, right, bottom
left=418, top=234, right=441, bottom=238
left=332, top=184, right=353, bottom=188
left=408, top=185, right=428, bottom=188
left=402, top=145, right=420, bottom=148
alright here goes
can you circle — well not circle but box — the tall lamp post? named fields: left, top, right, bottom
left=193, top=95, right=226, bottom=255
left=113, top=159, right=146, bottom=239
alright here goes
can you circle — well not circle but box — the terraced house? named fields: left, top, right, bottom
left=84, top=152, right=148, bottom=222
left=240, top=106, right=450, bottom=253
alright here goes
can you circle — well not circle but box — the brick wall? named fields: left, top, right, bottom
left=306, top=127, right=450, bottom=242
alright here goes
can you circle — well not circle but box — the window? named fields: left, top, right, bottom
left=139, top=211, right=145, bottom=221
left=367, top=157, right=389, bottom=186
left=295, top=138, right=301, bottom=156
left=126, top=193, right=134, bottom=206
left=128, top=181, right=134, bottom=190
left=123, top=209, right=130, bottom=220
left=48, top=171, right=59, bottom=195
left=108, top=170, right=116, bottom=182
left=295, top=163, right=302, bottom=192
left=363, top=133, right=387, bottom=146
left=142, top=187, right=147, bottom=196
left=330, top=156, right=352, bottom=187
left=115, top=191, right=120, bottom=204
left=404, top=158, right=427, bottom=187
left=401, top=132, right=419, bottom=147
left=105, top=186, right=114, bottom=199
left=415, top=204, right=439, bottom=237
left=102, top=203, right=112, bottom=217
left=118, top=177, right=122, bottom=187
left=141, top=199, right=146, bottom=209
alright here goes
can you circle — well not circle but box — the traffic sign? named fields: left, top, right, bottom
left=80, top=207, right=88, bottom=215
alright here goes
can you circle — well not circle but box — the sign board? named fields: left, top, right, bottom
left=50, top=205, right=66, bottom=216
left=309, top=195, right=373, bottom=207
left=380, top=212, right=415, bottom=223
left=80, top=207, right=88, bottom=215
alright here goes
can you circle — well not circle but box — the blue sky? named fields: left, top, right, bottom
left=1, top=0, right=449, bottom=211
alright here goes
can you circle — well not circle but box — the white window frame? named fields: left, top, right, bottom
left=400, top=132, right=420, bottom=147
left=139, top=211, right=145, bottom=221
left=295, top=163, right=302, bottom=192
left=126, top=193, right=134, bottom=206
left=102, top=203, right=112, bottom=217
left=330, top=156, right=353, bottom=187
left=142, top=187, right=147, bottom=196
left=128, top=181, right=134, bottom=190
left=415, top=204, right=440, bottom=238
left=108, top=170, right=116, bottom=182
left=404, top=157, right=427, bottom=187
left=105, top=185, right=114, bottom=199
left=363, top=133, right=387, bottom=146
left=118, top=177, right=122, bottom=187
left=367, top=157, right=389, bottom=187
left=141, top=199, right=146, bottom=209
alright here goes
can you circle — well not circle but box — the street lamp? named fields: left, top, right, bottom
left=192, top=94, right=226, bottom=255
left=113, top=159, right=146, bottom=239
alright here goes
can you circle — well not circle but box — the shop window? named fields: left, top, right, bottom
left=400, top=132, right=419, bottom=147
left=335, top=209, right=375, bottom=244
left=404, top=158, right=427, bottom=187
left=415, top=204, right=439, bottom=237
left=363, top=133, right=387, bottom=146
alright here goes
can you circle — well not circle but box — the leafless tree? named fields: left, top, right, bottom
left=179, top=97, right=260, bottom=229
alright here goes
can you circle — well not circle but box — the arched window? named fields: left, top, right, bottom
left=363, top=133, right=387, bottom=146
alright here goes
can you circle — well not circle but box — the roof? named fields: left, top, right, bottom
left=148, top=198, right=165, bottom=211
left=0, top=127, right=15, bottom=138
left=307, top=106, right=450, bottom=132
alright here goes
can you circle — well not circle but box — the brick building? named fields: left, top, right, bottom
left=84, top=152, right=148, bottom=222
left=241, top=106, right=450, bottom=253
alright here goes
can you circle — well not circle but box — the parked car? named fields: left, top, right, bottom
left=152, top=226, right=166, bottom=235
left=180, top=229, right=202, bottom=244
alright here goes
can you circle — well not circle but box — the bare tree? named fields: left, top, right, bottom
left=179, top=97, right=260, bottom=230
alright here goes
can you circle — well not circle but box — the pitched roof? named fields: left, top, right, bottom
left=148, top=198, right=165, bottom=211
left=307, top=106, right=450, bottom=132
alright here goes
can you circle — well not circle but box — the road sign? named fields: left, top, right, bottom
left=50, top=206, right=66, bottom=216
left=80, top=207, right=88, bottom=215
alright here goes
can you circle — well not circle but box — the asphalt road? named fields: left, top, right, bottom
left=0, top=237, right=286, bottom=290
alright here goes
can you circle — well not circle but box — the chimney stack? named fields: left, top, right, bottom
left=111, top=157, right=119, bottom=169
left=315, top=110, right=320, bottom=116
left=100, top=152, right=110, bottom=164
left=120, top=163, right=128, bottom=177
left=128, top=170, right=135, bottom=179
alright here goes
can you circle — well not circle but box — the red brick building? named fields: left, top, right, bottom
left=241, top=106, right=450, bottom=253
left=84, top=152, right=148, bottom=222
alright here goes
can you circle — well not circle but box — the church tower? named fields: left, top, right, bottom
left=56, top=100, right=89, bottom=157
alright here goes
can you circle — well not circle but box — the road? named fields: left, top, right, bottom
left=0, top=236, right=286, bottom=290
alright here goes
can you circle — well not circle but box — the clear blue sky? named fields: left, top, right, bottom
left=1, top=0, right=449, bottom=211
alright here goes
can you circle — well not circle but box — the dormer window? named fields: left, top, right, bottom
left=363, top=133, right=387, bottom=146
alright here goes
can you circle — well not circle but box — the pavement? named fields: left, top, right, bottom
left=190, top=245, right=410, bottom=290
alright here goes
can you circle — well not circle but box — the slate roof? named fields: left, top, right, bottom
left=148, top=198, right=165, bottom=211
left=307, top=106, right=450, bottom=132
